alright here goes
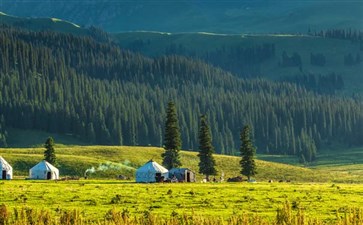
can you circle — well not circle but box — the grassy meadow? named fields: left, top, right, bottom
left=258, top=147, right=363, bottom=182
left=1, top=134, right=363, bottom=224
left=1, top=180, right=363, bottom=224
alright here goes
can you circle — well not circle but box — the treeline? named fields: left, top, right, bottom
left=281, top=73, right=344, bottom=94
left=310, top=53, right=326, bottom=66
left=165, top=43, right=275, bottom=77
left=344, top=53, right=361, bottom=66
left=127, top=36, right=362, bottom=85
left=131, top=40, right=276, bottom=77
left=1, top=26, right=363, bottom=162
left=310, top=28, right=363, bottom=52
left=310, top=28, right=363, bottom=41
left=280, top=51, right=361, bottom=69
left=0, top=115, right=7, bottom=147
left=279, top=51, right=302, bottom=69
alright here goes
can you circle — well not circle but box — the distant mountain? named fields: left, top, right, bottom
left=1, top=1, right=362, bottom=33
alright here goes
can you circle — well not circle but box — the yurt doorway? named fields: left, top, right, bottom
left=46, top=172, right=52, bottom=180
left=186, top=171, right=191, bottom=182
left=2, top=170, right=6, bottom=180
left=155, top=173, right=162, bottom=182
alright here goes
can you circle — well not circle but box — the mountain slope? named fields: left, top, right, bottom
left=1, top=1, right=362, bottom=33
left=1, top=12, right=361, bottom=93
left=0, top=26, right=362, bottom=161
left=114, top=31, right=363, bottom=93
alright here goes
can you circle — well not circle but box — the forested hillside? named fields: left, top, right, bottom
left=115, top=31, right=363, bottom=93
left=1, top=26, right=363, bottom=162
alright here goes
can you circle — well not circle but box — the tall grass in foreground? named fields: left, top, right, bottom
left=0, top=202, right=362, bottom=225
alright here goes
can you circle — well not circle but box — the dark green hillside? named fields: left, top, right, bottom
left=114, top=32, right=363, bottom=93
left=0, top=26, right=363, bottom=161
left=1, top=13, right=361, bottom=92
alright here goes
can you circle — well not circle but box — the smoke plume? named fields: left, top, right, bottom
left=84, top=160, right=135, bottom=176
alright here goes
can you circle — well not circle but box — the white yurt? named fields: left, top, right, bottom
left=136, top=160, right=168, bottom=183
left=29, top=160, right=59, bottom=180
left=0, top=156, right=13, bottom=180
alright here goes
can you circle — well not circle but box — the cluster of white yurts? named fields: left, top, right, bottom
left=0, top=156, right=59, bottom=180
left=1, top=156, right=194, bottom=182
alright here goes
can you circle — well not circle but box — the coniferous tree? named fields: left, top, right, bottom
left=0, top=115, right=7, bottom=147
left=198, top=115, right=217, bottom=181
left=86, top=123, right=96, bottom=143
left=162, top=101, right=182, bottom=169
left=240, top=125, right=257, bottom=181
left=44, top=137, right=57, bottom=165
left=0, top=134, right=7, bottom=148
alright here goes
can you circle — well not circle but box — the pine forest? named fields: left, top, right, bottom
left=0, top=26, right=363, bottom=162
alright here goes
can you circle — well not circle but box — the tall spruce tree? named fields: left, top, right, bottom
left=198, top=115, right=217, bottom=181
left=162, top=101, right=182, bottom=169
left=240, top=125, right=257, bottom=181
left=44, top=137, right=57, bottom=165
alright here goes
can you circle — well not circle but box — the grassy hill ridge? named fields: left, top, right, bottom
left=0, top=11, right=87, bottom=35
left=0, top=145, right=360, bottom=183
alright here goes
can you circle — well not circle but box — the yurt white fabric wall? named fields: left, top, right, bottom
left=136, top=160, right=168, bottom=183
left=0, top=156, right=13, bottom=180
left=29, top=160, right=59, bottom=180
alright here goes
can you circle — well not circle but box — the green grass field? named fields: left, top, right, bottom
left=1, top=141, right=363, bottom=224
left=0, top=180, right=362, bottom=224
left=2, top=129, right=362, bottom=183
left=258, top=147, right=363, bottom=182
